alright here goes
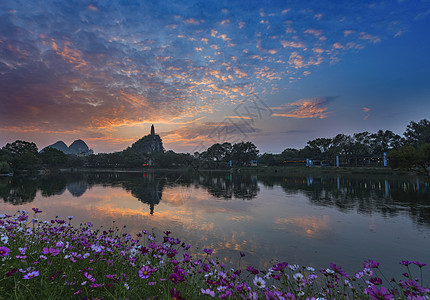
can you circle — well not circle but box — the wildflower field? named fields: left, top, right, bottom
left=0, top=209, right=429, bottom=299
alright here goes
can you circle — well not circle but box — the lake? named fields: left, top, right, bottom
left=1, top=170, right=429, bottom=280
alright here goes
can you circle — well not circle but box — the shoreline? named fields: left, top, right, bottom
left=56, top=165, right=413, bottom=176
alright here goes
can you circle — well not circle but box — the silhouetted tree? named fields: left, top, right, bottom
left=404, top=119, right=430, bottom=147
left=40, top=147, right=68, bottom=167
left=388, top=144, right=430, bottom=176
left=231, top=142, right=259, bottom=166
left=2, top=140, right=40, bottom=170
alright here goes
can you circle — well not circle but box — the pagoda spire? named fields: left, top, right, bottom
left=150, top=124, right=155, bottom=135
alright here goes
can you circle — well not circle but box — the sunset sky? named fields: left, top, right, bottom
left=1, top=0, right=429, bottom=154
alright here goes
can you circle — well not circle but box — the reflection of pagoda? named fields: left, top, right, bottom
left=128, top=175, right=164, bottom=215
left=130, top=124, right=164, bottom=153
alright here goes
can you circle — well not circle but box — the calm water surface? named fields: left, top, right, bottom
left=1, top=171, right=429, bottom=280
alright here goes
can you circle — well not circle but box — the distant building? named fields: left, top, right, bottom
left=130, top=125, right=164, bottom=153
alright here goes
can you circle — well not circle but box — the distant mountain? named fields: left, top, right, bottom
left=69, top=139, right=91, bottom=155
left=47, top=141, right=71, bottom=154
left=43, top=140, right=93, bottom=156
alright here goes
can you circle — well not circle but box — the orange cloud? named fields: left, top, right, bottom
left=363, top=107, right=371, bottom=120
left=184, top=18, right=201, bottom=25
left=272, top=97, right=334, bottom=119
left=359, top=32, right=381, bottom=43
left=281, top=40, right=306, bottom=48
left=87, top=5, right=98, bottom=11
left=51, top=40, right=87, bottom=69
left=304, top=28, right=323, bottom=37
left=275, top=216, right=331, bottom=238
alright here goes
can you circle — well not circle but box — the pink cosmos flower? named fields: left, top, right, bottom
left=23, top=270, right=40, bottom=280
left=84, top=272, right=96, bottom=283
left=366, top=285, right=394, bottom=300
left=0, top=246, right=11, bottom=257
left=138, top=265, right=152, bottom=279
left=201, top=288, right=215, bottom=297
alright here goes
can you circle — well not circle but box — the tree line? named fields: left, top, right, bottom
left=0, top=119, right=429, bottom=174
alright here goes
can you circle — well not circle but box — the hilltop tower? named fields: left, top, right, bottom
left=130, top=124, right=164, bottom=153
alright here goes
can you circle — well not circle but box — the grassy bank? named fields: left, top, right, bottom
left=1, top=209, right=429, bottom=299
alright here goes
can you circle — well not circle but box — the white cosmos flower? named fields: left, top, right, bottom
left=293, top=273, right=304, bottom=282
left=253, top=276, right=266, bottom=289
left=1, top=234, right=8, bottom=244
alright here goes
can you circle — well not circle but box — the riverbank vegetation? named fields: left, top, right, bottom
left=1, top=209, right=429, bottom=299
left=1, top=119, right=429, bottom=176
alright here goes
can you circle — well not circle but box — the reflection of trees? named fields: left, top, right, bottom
left=38, top=175, right=67, bottom=196
left=260, top=174, right=430, bottom=227
left=0, top=177, right=37, bottom=205
left=4, top=171, right=429, bottom=228
left=197, top=172, right=259, bottom=200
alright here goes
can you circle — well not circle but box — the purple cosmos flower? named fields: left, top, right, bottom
left=17, top=215, right=28, bottom=222
left=400, top=260, right=412, bottom=266
left=175, top=267, right=187, bottom=277
left=23, top=270, right=39, bottom=279
left=413, top=261, right=427, bottom=267
left=169, top=273, right=179, bottom=284
left=170, top=288, right=184, bottom=300
left=6, top=269, right=17, bottom=277
left=43, top=247, right=60, bottom=256
left=369, top=277, right=383, bottom=285
left=272, top=262, right=288, bottom=271
left=204, top=248, right=213, bottom=255
left=366, top=285, right=393, bottom=300
left=84, top=272, right=96, bottom=283
left=182, top=253, right=191, bottom=263
left=32, top=208, right=42, bottom=213
left=0, top=246, right=11, bottom=257
left=400, top=279, right=427, bottom=294
left=364, top=259, right=380, bottom=268
left=273, top=274, right=282, bottom=280
left=246, top=265, right=259, bottom=275
left=138, top=265, right=152, bottom=279
left=193, top=259, right=201, bottom=266
left=219, top=290, right=232, bottom=299
left=181, top=242, right=191, bottom=250
left=330, top=263, right=349, bottom=277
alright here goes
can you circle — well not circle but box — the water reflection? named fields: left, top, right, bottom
left=1, top=172, right=430, bottom=226
left=1, top=171, right=430, bottom=279
left=258, top=174, right=430, bottom=227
